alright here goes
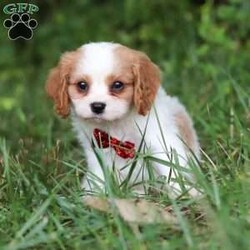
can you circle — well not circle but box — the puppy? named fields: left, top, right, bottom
left=46, top=42, right=200, bottom=197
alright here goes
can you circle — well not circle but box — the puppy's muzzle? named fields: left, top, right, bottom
left=90, top=102, right=106, bottom=114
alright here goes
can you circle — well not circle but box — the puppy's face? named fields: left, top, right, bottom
left=68, top=44, right=135, bottom=122
left=46, top=43, right=160, bottom=122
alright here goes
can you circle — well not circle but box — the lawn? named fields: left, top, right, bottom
left=0, top=1, right=250, bottom=249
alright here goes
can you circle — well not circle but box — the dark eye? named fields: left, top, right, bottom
left=77, top=81, right=88, bottom=92
left=110, top=81, right=124, bottom=92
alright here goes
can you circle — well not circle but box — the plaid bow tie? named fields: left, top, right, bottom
left=93, top=128, right=135, bottom=159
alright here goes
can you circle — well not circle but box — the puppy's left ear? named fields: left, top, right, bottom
left=133, top=52, right=161, bottom=116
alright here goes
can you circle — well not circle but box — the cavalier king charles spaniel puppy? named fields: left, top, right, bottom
left=46, top=42, right=200, bottom=197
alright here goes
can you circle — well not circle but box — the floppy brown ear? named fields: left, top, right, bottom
left=133, top=53, right=161, bottom=116
left=45, top=51, right=79, bottom=118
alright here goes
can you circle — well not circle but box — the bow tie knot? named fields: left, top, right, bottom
left=93, top=129, right=135, bottom=159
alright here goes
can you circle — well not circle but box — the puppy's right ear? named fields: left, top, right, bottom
left=45, top=51, right=79, bottom=118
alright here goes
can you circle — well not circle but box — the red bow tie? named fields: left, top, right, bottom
left=93, top=128, right=135, bottom=159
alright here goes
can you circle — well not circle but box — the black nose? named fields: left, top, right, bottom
left=90, top=102, right=106, bottom=114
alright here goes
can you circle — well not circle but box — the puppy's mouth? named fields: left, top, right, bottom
left=85, top=114, right=120, bottom=123
left=92, top=117, right=106, bottom=123
left=85, top=114, right=107, bottom=123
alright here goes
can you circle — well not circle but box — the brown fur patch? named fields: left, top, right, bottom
left=175, top=110, right=197, bottom=153
left=45, top=49, right=81, bottom=117
left=114, top=46, right=161, bottom=116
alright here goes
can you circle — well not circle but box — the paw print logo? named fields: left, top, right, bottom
left=3, top=13, right=38, bottom=40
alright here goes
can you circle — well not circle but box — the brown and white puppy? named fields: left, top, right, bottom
left=46, top=42, right=200, bottom=196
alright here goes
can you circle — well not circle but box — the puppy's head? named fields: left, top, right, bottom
left=45, top=42, right=160, bottom=121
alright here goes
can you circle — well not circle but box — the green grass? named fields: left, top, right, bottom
left=0, top=1, right=250, bottom=249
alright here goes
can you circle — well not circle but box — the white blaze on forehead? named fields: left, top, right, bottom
left=76, top=42, right=120, bottom=78
left=73, top=42, right=121, bottom=98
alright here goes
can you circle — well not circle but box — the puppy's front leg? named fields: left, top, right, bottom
left=81, top=151, right=106, bottom=194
